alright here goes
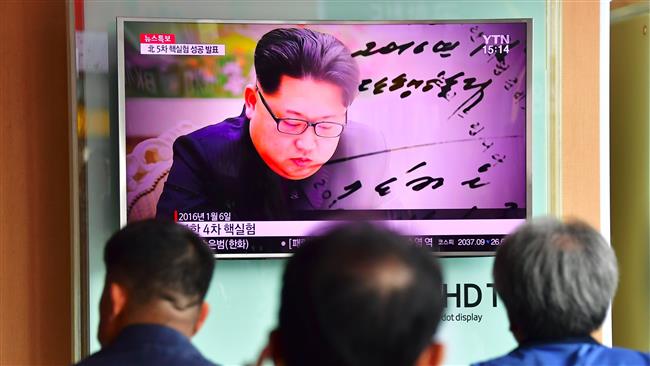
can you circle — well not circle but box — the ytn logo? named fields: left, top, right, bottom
left=482, top=34, right=511, bottom=45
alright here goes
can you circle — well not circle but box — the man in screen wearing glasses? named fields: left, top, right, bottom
left=157, top=27, right=386, bottom=220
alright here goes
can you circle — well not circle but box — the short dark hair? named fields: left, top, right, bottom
left=494, top=217, right=618, bottom=341
left=279, top=223, right=444, bottom=366
left=255, top=28, right=360, bottom=106
left=104, top=219, right=215, bottom=309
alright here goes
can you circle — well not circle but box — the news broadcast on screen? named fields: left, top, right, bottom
left=118, top=19, right=530, bottom=257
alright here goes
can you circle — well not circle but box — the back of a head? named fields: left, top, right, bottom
left=104, top=219, right=215, bottom=310
left=279, top=223, right=444, bottom=366
left=493, top=217, right=618, bottom=342
left=254, top=27, right=360, bottom=106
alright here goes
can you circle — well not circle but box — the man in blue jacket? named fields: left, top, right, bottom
left=75, top=219, right=218, bottom=366
left=474, top=218, right=650, bottom=366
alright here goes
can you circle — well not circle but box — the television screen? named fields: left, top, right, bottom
left=118, top=18, right=530, bottom=257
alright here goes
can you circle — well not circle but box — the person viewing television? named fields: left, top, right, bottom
left=255, top=223, right=446, bottom=366
left=156, top=28, right=386, bottom=220
left=75, top=219, right=219, bottom=366
left=473, top=217, right=650, bottom=366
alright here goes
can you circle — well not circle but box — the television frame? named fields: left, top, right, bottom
left=117, top=17, right=533, bottom=258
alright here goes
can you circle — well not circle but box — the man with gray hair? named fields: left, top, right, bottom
left=474, top=217, right=650, bottom=365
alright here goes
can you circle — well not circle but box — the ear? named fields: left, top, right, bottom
left=108, top=282, right=128, bottom=317
left=191, top=301, right=210, bottom=336
left=254, top=341, right=273, bottom=366
left=269, top=329, right=285, bottom=365
left=509, top=323, right=526, bottom=343
left=244, top=84, right=257, bottom=119
left=97, top=281, right=129, bottom=347
left=415, top=342, right=444, bottom=366
left=254, top=329, right=285, bottom=366
left=591, top=327, right=603, bottom=343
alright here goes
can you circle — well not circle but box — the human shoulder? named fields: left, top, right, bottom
left=72, top=349, right=110, bottom=366
left=172, top=113, right=250, bottom=167
left=73, top=324, right=220, bottom=366
left=183, top=113, right=248, bottom=146
left=471, top=341, right=650, bottom=366
left=74, top=351, right=219, bottom=366
left=600, top=346, right=650, bottom=365
left=470, top=353, right=518, bottom=366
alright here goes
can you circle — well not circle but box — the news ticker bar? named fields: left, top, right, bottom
left=172, top=208, right=526, bottom=221
left=178, top=219, right=525, bottom=238
left=203, top=235, right=508, bottom=255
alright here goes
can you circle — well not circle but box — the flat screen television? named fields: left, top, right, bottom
left=118, top=18, right=531, bottom=258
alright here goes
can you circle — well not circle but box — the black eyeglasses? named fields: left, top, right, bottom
left=256, top=89, right=346, bottom=138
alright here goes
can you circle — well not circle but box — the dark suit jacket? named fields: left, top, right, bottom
left=156, top=108, right=388, bottom=221
left=74, top=324, right=217, bottom=366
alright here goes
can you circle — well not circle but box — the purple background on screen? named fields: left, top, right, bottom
left=124, top=22, right=527, bottom=216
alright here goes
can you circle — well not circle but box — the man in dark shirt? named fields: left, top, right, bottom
left=255, top=223, right=446, bottom=366
left=157, top=28, right=387, bottom=220
left=473, top=218, right=650, bottom=366
left=75, top=219, right=218, bottom=366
